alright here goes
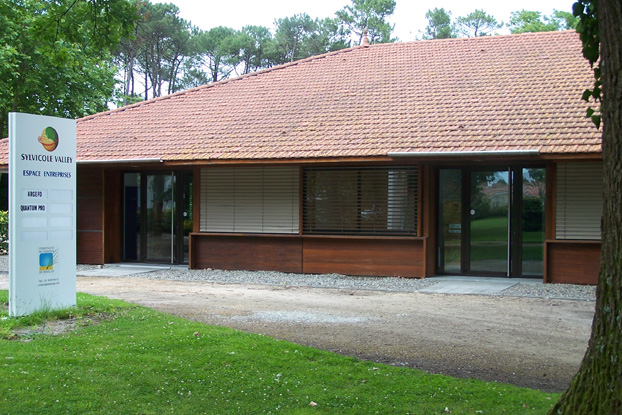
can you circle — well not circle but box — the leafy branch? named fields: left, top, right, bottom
left=573, top=0, right=601, bottom=128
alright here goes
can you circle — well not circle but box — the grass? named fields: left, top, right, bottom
left=470, top=217, right=544, bottom=262
left=0, top=290, right=558, bottom=414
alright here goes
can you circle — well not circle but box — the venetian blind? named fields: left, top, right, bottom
left=200, top=166, right=299, bottom=234
left=303, top=167, right=418, bottom=235
left=556, top=162, right=602, bottom=240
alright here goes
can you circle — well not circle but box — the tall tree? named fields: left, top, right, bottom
left=304, top=17, right=350, bottom=56
left=194, top=26, right=239, bottom=83
left=508, top=9, right=578, bottom=34
left=134, top=2, right=192, bottom=99
left=233, top=25, right=274, bottom=75
left=0, top=0, right=137, bottom=137
left=456, top=9, right=502, bottom=37
left=336, top=0, right=396, bottom=45
left=271, top=14, right=349, bottom=65
left=272, top=14, right=318, bottom=63
left=549, top=0, right=622, bottom=412
left=115, top=23, right=143, bottom=103
left=552, top=9, right=580, bottom=30
left=422, top=8, right=458, bottom=40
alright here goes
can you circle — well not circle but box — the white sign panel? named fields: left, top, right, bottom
left=8, top=113, right=76, bottom=316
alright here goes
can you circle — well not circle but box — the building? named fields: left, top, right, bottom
left=0, top=30, right=603, bottom=284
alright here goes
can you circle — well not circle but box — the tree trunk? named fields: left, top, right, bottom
left=549, top=1, right=622, bottom=413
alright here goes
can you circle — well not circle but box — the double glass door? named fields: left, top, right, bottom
left=438, top=167, right=545, bottom=277
left=123, top=171, right=193, bottom=264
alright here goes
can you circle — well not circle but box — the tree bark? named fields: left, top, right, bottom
left=549, top=0, right=622, bottom=413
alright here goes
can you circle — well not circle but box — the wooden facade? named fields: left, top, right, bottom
left=189, top=234, right=426, bottom=278
left=190, top=233, right=303, bottom=273
left=75, top=159, right=602, bottom=285
left=76, top=167, right=104, bottom=264
left=545, top=241, right=601, bottom=285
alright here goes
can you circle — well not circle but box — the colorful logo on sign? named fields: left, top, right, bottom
left=38, top=127, right=59, bottom=152
left=39, top=252, right=54, bottom=271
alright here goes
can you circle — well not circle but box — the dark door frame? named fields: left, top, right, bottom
left=438, top=163, right=545, bottom=278
left=462, top=166, right=511, bottom=277
left=124, top=169, right=193, bottom=264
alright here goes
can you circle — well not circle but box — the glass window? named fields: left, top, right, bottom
left=522, top=167, right=545, bottom=276
left=438, top=169, right=462, bottom=273
left=123, top=173, right=140, bottom=261
left=303, top=167, right=418, bottom=235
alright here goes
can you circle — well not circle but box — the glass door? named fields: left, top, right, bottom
left=468, top=170, right=510, bottom=275
left=520, top=168, right=546, bottom=277
left=438, top=169, right=462, bottom=273
left=177, top=171, right=193, bottom=264
left=146, top=173, right=174, bottom=263
left=123, top=171, right=193, bottom=264
left=437, top=166, right=546, bottom=277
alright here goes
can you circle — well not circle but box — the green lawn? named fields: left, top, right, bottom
left=0, top=291, right=558, bottom=414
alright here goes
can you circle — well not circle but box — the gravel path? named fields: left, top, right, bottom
left=0, top=255, right=596, bottom=301
left=79, top=263, right=597, bottom=301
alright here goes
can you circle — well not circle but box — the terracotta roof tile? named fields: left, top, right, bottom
left=0, top=31, right=601, bottom=165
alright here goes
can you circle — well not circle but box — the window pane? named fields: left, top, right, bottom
left=303, top=167, right=417, bottom=235
left=438, top=169, right=461, bottom=273
left=522, top=168, right=545, bottom=276
left=123, top=173, right=140, bottom=261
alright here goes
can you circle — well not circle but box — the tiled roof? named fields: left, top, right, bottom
left=0, top=31, right=602, bottom=165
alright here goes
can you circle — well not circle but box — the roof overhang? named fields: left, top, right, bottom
left=77, top=158, right=163, bottom=165
left=387, top=150, right=540, bottom=158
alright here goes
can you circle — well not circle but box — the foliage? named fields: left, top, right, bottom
left=552, top=10, right=580, bottom=30
left=522, top=197, right=544, bottom=232
left=0, top=291, right=559, bottom=414
left=115, top=1, right=357, bottom=99
left=336, top=0, right=396, bottom=45
left=507, top=10, right=579, bottom=34
left=194, top=26, right=239, bottom=83
left=115, top=1, right=194, bottom=101
left=422, top=8, right=458, bottom=40
left=456, top=9, right=502, bottom=37
left=0, top=0, right=138, bottom=137
left=234, top=25, right=275, bottom=76
left=573, top=0, right=601, bottom=128
left=272, top=14, right=349, bottom=64
left=0, top=211, right=7, bottom=255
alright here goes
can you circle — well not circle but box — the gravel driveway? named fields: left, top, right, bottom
left=0, top=258, right=595, bottom=393
left=65, top=266, right=595, bottom=394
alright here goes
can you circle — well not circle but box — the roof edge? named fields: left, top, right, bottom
left=388, top=150, right=540, bottom=158
left=77, top=158, right=163, bottom=165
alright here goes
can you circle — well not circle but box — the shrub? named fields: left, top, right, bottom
left=0, top=211, right=7, bottom=255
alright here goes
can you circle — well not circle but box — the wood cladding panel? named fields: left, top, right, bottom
left=77, top=231, right=103, bottom=264
left=191, top=234, right=303, bottom=273
left=303, top=237, right=424, bottom=277
left=546, top=241, right=600, bottom=285
left=77, top=197, right=103, bottom=230
left=423, top=165, right=437, bottom=276
left=77, top=168, right=103, bottom=198
left=103, top=170, right=122, bottom=263
left=77, top=168, right=104, bottom=264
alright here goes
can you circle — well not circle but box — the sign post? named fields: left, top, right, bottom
left=8, top=113, right=77, bottom=317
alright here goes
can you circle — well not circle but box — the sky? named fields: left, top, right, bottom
left=151, top=0, right=576, bottom=42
